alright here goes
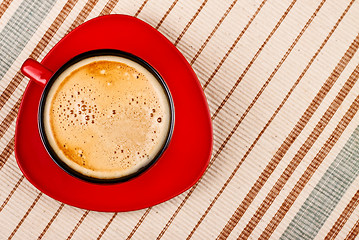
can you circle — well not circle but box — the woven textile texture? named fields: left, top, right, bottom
left=1, top=0, right=359, bottom=239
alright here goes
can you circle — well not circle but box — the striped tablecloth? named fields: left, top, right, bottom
left=1, top=0, right=359, bottom=239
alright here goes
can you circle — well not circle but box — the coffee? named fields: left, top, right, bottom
left=43, top=55, right=172, bottom=180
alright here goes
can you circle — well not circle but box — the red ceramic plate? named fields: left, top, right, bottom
left=15, top=15, right=212, bottom=212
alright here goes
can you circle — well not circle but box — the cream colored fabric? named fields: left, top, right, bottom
left=1, top=0, right=359, bottom=239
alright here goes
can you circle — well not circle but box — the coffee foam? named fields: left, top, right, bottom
left=43, top=55, right=171, bottom=179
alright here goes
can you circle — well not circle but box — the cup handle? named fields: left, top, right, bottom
left=21, top=59, right=53, bottom=85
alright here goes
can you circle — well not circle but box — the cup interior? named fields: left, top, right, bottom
left=38, top=49, right=175, bottom=184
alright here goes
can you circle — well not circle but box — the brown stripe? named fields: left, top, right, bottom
left=37, top=203, right=65, bottom=240
left=65, top=0, right=99, bottom=35
left=0, top=0, right=13, bottom=19
left=34, top=1, right=150, bottom=237
left=126, top=208, right=152, bottom=240
left=0, top=3, right=352, bottom=240
left=158, top=2, right=297, bottom=239
left=0, top=175, right=24, bottom=212
left=189, top=0, right=342, bottom=236
left=157, top=194, right=195, bottom=239
left=259, top=91, right=359, bottom=239
left=240, top=65, right=359, bottom=239
left=0, top=0, right=80, bottom=215
left=0, top=0, right=105, bottom=164
left=30, top=1, right=121, bottom=237
left=217, top=6, right=358, bottom=240
left=98, top=0, right=118, bottom=16
left=40, top=1, right=157, bottom=237
left=156, top=0, right=304, bottom=238
left=0, top=0, right=78, bottom=113
left=190, top=0, right=238, bottom=65
left=188, top=0, right=355, bottom=238
left=0, top=0, right=128, bottom=150
left=0, top=97, right=21, bottom=140
left=202, top=0, right=267, bottom=90
left=32, top=0, right=79, bottom=62
left=325, top=190, right=359, bottom=240
left=173, top=0, right=208, bottom=46
left=344, top=218, right=359, bottom=240
left=0, top=0, right=95, bottom=170
left=0, top=136, right=14, bottom=170
left=0, top=7, right=107, bottom=236
left=121, top=3, right=242, bottom=234
left=95, top=1, right=232, bottom=238
left=114, top=0, right=237, bottom=236
left=66, top=210, right=89, bottom=240
left=2, top=0, right=135, bottom=238
left=213, top=0, right=328, bottom=120
left=155, top=0, right=179, bottom=29
left=96, top=213, right=118, bottom=240
left=8, top=192, right=43, bottom=240
left=0, top=72, right=22, bottom=110
left=134, top=0, right=149, bottom=18
left=1, top=0, right=99, bottom=237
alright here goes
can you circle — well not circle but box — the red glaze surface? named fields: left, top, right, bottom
left=15, top=15, right=212, bottom=212
left=21, top=58, right=53, bottom=85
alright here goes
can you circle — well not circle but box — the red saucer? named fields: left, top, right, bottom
left=15, top=15, right=212, bottom=212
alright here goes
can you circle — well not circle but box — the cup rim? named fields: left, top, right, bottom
left=38, top=49, right=175, bottom=184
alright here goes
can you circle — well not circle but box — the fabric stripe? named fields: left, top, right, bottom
left=344, top=219, right=359, bottom=240
left=0, top=136, right=14, bottom=170
left=0, top=0, right=90, bottom=169
left=2, top=2, right=357, bottom=239
left=29, top=0, right=133, bottom=236
left=0, top=0, right=78, bottom=113
left=96, top=212, right=117, bottom=240
left=66, top=210, right=89, bottom=240
left=104, top=0, right=222, bottom=237
left=98, top=0, right=117, bottom=16
left=65, top=0, right=100, bottom=35
left=211, top=0, right=303, bottom=120
left=325, top=190, right=359, bottom=239
left=0, top=0, right=78, bottom=214
left=0, top=0, right=111, bottom=153
left=173, top=0, right=208, bottom=46
left=158, top=0, right=330, bottom=238
left=38, top=0, right=145, bottom=237
left=114, top=0, right=230, bottom=237
left=0, top=0, right=56, bottom=79
left=7, top=192, right=43, bottom=239
left=0, top=97, right=20, bottom=139
left=189, top=1, right=355, bottom=237
left=133, top=0, right=148, bottom=18
left=190, top=0, right=237, bottom=65
left=31, top=0, right=119, bottom=237
left=240, top=64, right=359, bottom=239
left=125, top=1, right=271, bottom=238
left=0, top=72, right=23, bottom=110
left=38, top=3, right=239, bottom=237
left=202, top=0, right=267, bottom=90
left=37, top=203, right=65, bottom=239
left=280, top=129, right=359, bottom=239
left=0, top=0, right=13, bottom=19
left=218, top=33, right=359, bottom=240
left=1, top=0, right=98, bottom=235
left=155, top=0, right=179, bottom=29
left=4, top=4, right=256, bottom=237
left=126, top=208, right=152, bottom=240
left=0, top=175, right=23, bottom=212
left=258, top=67, right=359, bottom=239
